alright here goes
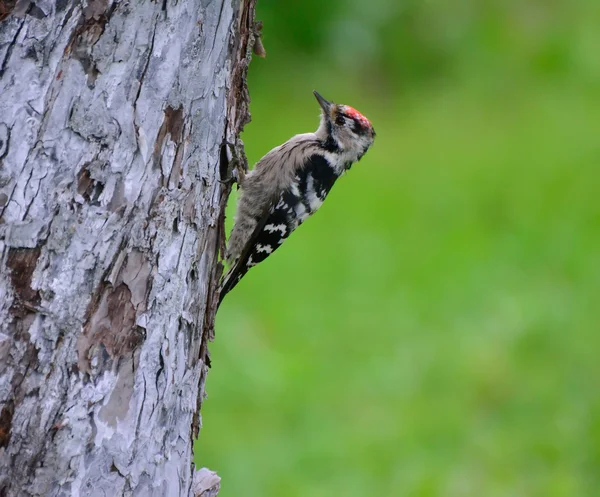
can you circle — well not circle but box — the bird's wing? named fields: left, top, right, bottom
left=218, top=152, right=339, bottom=307
left=218, top=189, right=296, bottom=306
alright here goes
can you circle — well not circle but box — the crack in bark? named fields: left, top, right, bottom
left=133, top=16, right=158, bottom=112
left=0, top=122, right=10, bottom=160
left=18, top=162, right=34, bottom=214
left=34, top=6, right=81, bottom=142
left=0, top=181, right=16, bottom=222
left=0, top=17, right=24, bottom=77
left=135, top=371, right=148, bottom=445
left=210, top=0, right=227, bottom=54
left=176, top=225, right=189, bottom=271
left=22, top=168, right=46, bottom=220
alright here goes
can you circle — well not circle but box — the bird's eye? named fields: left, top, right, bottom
left=335, top=115, right=345, bottom=126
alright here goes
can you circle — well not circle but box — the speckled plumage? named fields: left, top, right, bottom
left=219, top=91, right=375, bottom=304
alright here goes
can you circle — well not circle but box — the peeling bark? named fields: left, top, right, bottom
left=0, top=0, right=256, bottom=495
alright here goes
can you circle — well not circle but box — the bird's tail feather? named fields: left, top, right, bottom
left=217, top=262, right=249, bottom=308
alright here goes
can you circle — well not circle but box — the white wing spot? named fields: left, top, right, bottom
left=247, top=255, right=256, bottom=267
left=256, top=244, right=273, bottom=254
left=264, top=223, right=287, bottom=235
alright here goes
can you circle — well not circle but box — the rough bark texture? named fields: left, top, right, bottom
left=0, top=0, right=255, bottom=495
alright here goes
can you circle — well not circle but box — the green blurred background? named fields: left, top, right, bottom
left=196, top=1, right=600, bottom=495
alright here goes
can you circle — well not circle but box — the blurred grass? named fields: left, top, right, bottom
left=195, top=2, right=600, bottom=496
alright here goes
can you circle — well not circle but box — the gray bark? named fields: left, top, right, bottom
left=0, top=0, right=255, bottom=495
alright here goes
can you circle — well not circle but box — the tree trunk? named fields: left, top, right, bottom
left=0, top=0, right=254, bottom=495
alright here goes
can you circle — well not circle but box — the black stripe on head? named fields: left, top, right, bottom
left=323, top=121, right=339, bottom=152
left=352, top=119, right=370, bottom=136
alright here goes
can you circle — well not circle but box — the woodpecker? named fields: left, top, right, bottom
left=219, top=91, right=375, bottom=305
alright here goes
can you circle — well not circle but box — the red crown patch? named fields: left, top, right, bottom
left=344, top=106, right=372, bottom=129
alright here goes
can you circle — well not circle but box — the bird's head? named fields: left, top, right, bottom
left=313, top=90, right=375, bottom=160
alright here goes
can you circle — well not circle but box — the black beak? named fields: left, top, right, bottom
left=313, top=90, right=332, bottom=114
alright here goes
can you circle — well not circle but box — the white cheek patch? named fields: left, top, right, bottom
left=323, top=150, right=353, bottom=173
left=324, top=129, right=373, bottom=170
